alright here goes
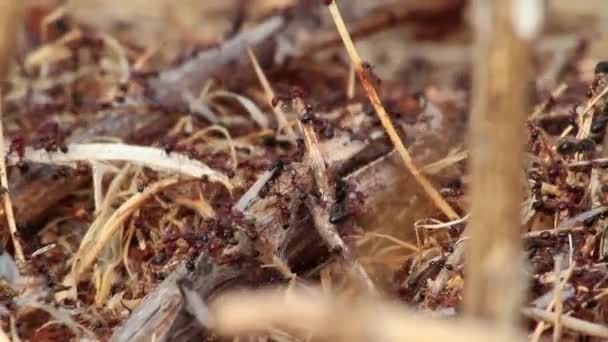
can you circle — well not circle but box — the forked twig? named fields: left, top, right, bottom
left=325, top=0, right=459, bottom=220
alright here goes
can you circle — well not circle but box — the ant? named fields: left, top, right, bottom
left=9, top=135, right=26, bottom=159
left=361, top=61, right=382, bottom=85
left=32, top=121, right=67, bottom=153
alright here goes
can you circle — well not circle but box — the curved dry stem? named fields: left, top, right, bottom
left=70, top=177, right=185, bottom=282
left=247, top=48, right=296, bottom=139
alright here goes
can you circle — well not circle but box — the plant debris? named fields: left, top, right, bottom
left=0, top=1, right=608, bottom=341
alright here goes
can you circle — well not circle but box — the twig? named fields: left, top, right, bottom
left=576, top=82, right=608, bottom=140
left=293, top=97, right=376, bottom=294
left=234, top=167, right=279, bottom=212
left=0, top=1, right=24, bottom=263
left=209, top=287, right=522, bottom=342
left=523, top=307, right=608, bottom=339
left=421, top=150, right=469, bottom=175
left=552, top=256, right=563, bottom=342
left=326, top=0, right=458, bottom=220
left=464, top=0, right=540, bottom=327
left=568, top=157, right=608, bottom=168
left=529, top=83, right=567, bottom=120
left=149, top=16, right=284, bottom=117
left=0, top=101, right=23, bottom=263
left=415, top=213, right=470, bottom=230
left=530, top=259, right=575, bottom=342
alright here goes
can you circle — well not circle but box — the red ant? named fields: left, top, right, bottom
left=32, top=121, right=67, bottom=153
left=9, top=135, right=26, bottom=159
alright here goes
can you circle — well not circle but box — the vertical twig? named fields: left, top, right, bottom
left=552, top=256, right=563, bottom=342
left=464, top=0, right=542, bottom=329
left=293, top=97, right=376, bottom=294
left=0, top=0, right=24, bottom=263
left=325, top=0, right=459, bottom=220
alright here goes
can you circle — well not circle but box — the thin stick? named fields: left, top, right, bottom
left=0, top=100, right=23, bottom=263
left=523, top=307, right=608, bottom=339
left=529, top=83, right=567, bottom=120
left=464, top=0, right=539, bottom=328
left=530, top=260, right=575, bottom=342
left=247, top=48, right=295, bottom=139
left=326, top=0, right=458, bottom=220
left=576, top=83, right=608, bottom=140
left=552, top=256, right=563, bottom=342
left=210, top=288, right=522, bottom=342
left=0, top=1, right=24, bottom=263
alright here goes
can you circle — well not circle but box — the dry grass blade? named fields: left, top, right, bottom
left=247, top=48, right=295, bottom=139
left=71, top=177, right=184, bottom=282
left=209, top=287, right=521, bottom=342
left=0, top=1, right=24, bottom=263
left=552, top=256, right=563, bottom=342
left=326, top=0, right=458, bottom=220
left=421, top=149, right=469, bottom=175
left=7, top=143, right=232, bottom=190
